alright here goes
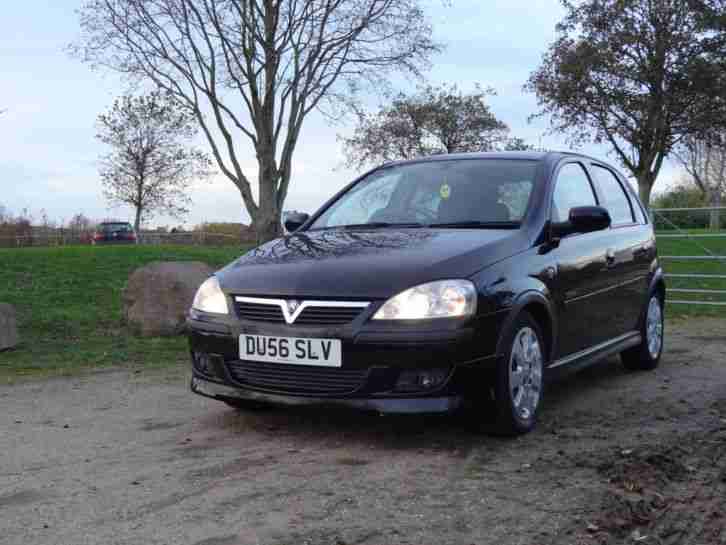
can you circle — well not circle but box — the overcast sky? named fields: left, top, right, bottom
left=1, top=0, right=680, bottom=228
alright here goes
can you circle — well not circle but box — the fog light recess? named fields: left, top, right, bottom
left=192, top=351, right=211, bottom=375
left=395, top=368, right=449, bottom=392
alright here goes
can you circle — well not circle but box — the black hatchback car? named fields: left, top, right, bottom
left=189, top=152, right=665, bottom=434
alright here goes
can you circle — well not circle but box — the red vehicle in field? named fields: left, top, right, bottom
left=92, top=222, right=137, bottom=245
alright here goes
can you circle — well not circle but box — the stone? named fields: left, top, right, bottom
left=0, top=303, right=19, bottom=350
left=122, top=262, right=215, bottom=337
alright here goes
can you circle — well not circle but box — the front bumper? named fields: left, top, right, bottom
left=187, top=308, right=504, bottom=415
left=191, top=376, right=462, bottom=414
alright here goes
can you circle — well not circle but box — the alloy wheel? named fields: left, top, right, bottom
left=646, top=296, right=663, bottom=359
left=509, top=326, right=543, bottom=421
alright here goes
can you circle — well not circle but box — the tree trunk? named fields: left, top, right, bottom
left=710, top=190, right=722, bottom=231
left=133, top=206, right=142, bottom=234
left=253, top=212, right=282, bottom=246
left=636, top=173, right=654, bottom=210
left=134, top=178, right=144, bottom=238
left=253, top=156, right=283, bottom=245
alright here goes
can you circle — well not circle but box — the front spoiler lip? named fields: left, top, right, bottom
left=191, top=376, right=462, bottom=414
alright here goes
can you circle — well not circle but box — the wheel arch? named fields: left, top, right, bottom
left=496, top=291, right=557, bottom=364
left=638, top=267, right=666, bottom=329
left=638, top=267, right=666, bottom=330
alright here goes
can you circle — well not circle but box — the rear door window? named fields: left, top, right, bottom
left=591, top=166, right=634, bottom=225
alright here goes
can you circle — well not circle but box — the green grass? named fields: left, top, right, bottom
left=0, top=245, right=247, bottom=382
left=1, top=235, right=725, bottom=382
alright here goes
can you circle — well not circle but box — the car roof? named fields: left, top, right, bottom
left=381, top=150, right=613, bottom=167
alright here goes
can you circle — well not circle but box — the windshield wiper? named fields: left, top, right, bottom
left=427, top=221, right=521, bottom=229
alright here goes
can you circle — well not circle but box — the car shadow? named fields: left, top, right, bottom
left=543, top=355, right=633, bottom=405
left=199, top=355, right=641, bottom=453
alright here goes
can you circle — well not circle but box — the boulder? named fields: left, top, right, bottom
left=123, top=261, right=215, bottom=337
left=0, top=303, right=19, bottom=350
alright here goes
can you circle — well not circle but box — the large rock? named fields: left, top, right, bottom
left=0, top=303, right=19, bottom=350
left=123, top=261, right=215, bottom=337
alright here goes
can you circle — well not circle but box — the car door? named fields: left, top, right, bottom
left=588, top=163, right=651, bottom=337
left=549, top=161, right=613, bottom=357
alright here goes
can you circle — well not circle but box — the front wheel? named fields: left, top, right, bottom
left=489, top=311, right=545, bottom=435
left=621, top=293, right=664, bottom=371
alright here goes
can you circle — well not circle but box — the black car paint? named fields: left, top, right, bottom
left=189, top=152, right=663, bottom=413
left=217, top=228, right=519, bottom=299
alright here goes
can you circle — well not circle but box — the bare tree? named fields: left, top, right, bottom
left=341, top=84, right=521, bottom=169
left=67, top=213, right=95, bottom=233
left=674, top=135, right=726, bottom=230
left=97, top=92, right=213, bottom=232
left=527, top=0, right=726, bottom=208
left=73, top=0, right=440, bottom=243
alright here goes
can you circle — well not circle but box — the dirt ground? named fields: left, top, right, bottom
left=2, top=318, right=726, bottom=545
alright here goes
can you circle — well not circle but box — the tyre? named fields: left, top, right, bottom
left=621, top=293, right=664, bottom=371
left=486, top=311, right=546, bottom=435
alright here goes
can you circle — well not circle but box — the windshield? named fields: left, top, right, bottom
left=310, top=159, right=537, bottom=230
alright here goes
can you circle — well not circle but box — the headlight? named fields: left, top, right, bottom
left=192, top=276, right=228, bottom=314
left=372, top=280, right=477, bottom=320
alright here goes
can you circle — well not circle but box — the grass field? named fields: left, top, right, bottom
left=0, top=237, right=724, bottom=382
left=0, top=245, right=246, bottom=382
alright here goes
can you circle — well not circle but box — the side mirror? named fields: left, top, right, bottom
left=552, top=206, right=611, bottom=237
left=284, top=212, right=310, bottom=233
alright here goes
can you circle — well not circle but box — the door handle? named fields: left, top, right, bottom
left=606, top=248, right=616, bottom=268
left=633, top=244, right=648, bottom=258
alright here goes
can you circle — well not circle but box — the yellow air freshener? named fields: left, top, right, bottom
left=440, top=183, right=451, bottom=200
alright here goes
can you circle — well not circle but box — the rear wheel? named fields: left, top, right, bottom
left=482, top=311, right=545, bottom=435
left=621, top=293, right=664, bottom=371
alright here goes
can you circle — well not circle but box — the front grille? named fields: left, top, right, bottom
left=236, top=301, right=285, bottom=323
left=234, top=298, right=368, bottom=326
left=226, top=360, right=368, bottom=395
left=294, top=306, right=364, bottom=325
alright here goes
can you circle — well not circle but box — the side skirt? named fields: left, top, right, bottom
left=545, top=331, right=642, bottom=381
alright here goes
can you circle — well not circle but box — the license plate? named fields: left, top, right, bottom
left=240, top=334, right=342, bottom=367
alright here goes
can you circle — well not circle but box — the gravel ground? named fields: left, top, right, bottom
left=2, top=318, right=725, bottom=545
